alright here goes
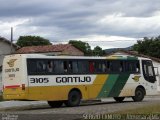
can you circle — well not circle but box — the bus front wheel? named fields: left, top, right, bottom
left=113, top=97, right=125, bottom=102
left=48, top=101, right=63, bottom=108
left=132, top=87, right=145, bottom=102
left=65, top=90, right=81, bottom=107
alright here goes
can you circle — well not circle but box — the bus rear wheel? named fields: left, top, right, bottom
left=48, top=101, right=63, bottom=108
left=64, top=90, right=81, bottom=107
left=132, top=87, right=145, bottom=102
left=113, top=97, right=125, bottom=102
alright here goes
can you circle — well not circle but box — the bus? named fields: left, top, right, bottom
left=2, top=54, right=158, bottom=107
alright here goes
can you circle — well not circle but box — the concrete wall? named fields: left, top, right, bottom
left=0, top=40, right=17, bottom=93
left=0, top=41, right=16, bottom=66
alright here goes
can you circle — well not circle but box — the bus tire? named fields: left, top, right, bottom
left=113, top=97, right=125, bottom=102
left=132, top=87, right=145, bottom=102
left=65, top=90, right=81, bottom=107
left=48, top=101, right=63, bottom=108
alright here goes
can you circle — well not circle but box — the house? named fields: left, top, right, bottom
left=0, top=37, right=19, bottom=93
left=105, top=49, right=160, bottom=92
left=15, top=44, right=84, bottom=56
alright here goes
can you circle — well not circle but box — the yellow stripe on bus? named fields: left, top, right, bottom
left=3, top=74, right=109, bottom=101
left=88, top=74, right=109, bottom=99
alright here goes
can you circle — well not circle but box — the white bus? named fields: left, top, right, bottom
left=2, top=54, right=158, bottom=107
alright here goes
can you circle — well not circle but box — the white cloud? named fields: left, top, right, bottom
left=97, top=11, right=160, bottom=37
left=0, top=19, right=29, bottom=39
left=73, top=35, right=138, bottom=49
left=0, top=0, right=160, bottom=49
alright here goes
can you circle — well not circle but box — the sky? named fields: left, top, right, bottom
left=0, top=0, right=160, bottom=49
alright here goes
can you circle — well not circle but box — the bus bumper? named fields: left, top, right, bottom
left=3, top=94, right=27, bottom=100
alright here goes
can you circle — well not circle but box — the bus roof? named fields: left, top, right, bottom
left=6, top=54, right=151, bottom=61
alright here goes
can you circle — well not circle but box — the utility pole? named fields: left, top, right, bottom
left=10, top=27, right=13, bottom=54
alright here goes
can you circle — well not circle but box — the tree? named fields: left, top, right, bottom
left=93, top=46, right=103, bottom=56
left=69, top=40, right=92, bottom=56
left=16, top=36, right=52, bottom=47
left=133, top=36, right=160, bottom=58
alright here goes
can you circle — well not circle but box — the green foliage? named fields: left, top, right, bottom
left=93, top=46, right=103, bottom=56
left=16, top=36, right=52, bottom=47
left=133, top=36, right=160, bottom=58
left=69, top=40, right=105, bottom=56
left=69, top=40, right=92, bottom=56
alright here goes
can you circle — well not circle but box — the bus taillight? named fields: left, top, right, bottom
left=22, top=84, right=25, bottom=90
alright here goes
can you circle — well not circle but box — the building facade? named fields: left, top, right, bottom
left=0, top=37, right=19, bottom=93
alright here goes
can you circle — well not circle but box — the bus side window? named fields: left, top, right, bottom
left=54, top=60, right=63, bottom=74
left=47, top=60, right=55, bottom=73
left=65, top=61, right=74, bottom=73
left=136, top=62, right=140, bottom=72
left=119, top=61, right=124, bottom=72
left=142, top=60, right=156, bottom=83
left=72, top=61, right=79, bottom=73
left=95, top=61, right=104, bottom=73
left=27, top=60, right=37, bottom=75
left=125, top=61, right=140, bottom=73
left=102, top=62, right=107, bottom=72
left=37, top=61, right=46, bottom=73
left=68, top=61, right=73, bottom=71
left=106, top=61, right=111, bottom=72
left=78, top=60, right=88, bottom=73
left=108, top=61, right=124, bottom=73
left=89, top=61, right=95, bottom=73
left=63, top=61, right=68, bottom=73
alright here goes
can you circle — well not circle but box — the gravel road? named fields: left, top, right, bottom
left=0, top=96, right=160, bottom=120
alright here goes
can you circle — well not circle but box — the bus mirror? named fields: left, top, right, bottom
left=154, top=67, right=159, bottom=76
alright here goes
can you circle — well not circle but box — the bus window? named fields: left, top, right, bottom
left=78, top=60, right=88, bottom=73
left=95, top=61, right=105, bottom=73
left=142, top=60, right=156, bottom=83
left=63, top=61, right=68, bottom=73
left=106, top=61, right=111, bottom=72
left=108, top=60, right=124, bottom=73
left=47, top=60, right=55, bottom=73
left=54, top=60, right=63, bottom=74
left=89, top=61, right=95, bottom=73
left=125, top=61, right=140, bottom=73
left=102, top=62, right=107, bottom=72
left=119, top=61, right=123, bottom=72
left=37, top=60, right=47, bottom=73
left=136, top=62, right=140, bottom=72
left=27, top=60, right=37, bottom=75
left=68, top=61, right=73, bottom=71
left=72, top=61, right=79, bottom=73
